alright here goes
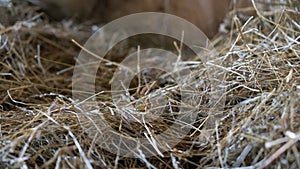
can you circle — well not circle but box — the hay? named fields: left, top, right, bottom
left=0, top=0, right=300, bottom=168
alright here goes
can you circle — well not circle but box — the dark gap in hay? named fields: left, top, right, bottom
left=93, top=34, right=197, bottom=93
left=105, top=33, right=197, bottom=62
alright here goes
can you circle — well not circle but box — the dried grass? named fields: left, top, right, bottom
left=0, top=0, right=300, bottom=168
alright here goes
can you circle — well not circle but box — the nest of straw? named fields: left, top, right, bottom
left=0, top=0, right=300, bottom=168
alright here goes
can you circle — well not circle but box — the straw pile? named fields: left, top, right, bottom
left=0, top=0, right=299, bottom=168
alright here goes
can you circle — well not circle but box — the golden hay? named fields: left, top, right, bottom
left=0, top=0, right=299, bottom=168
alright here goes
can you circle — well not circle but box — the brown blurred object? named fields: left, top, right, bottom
left=28, top=0, right=254, bottom=38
